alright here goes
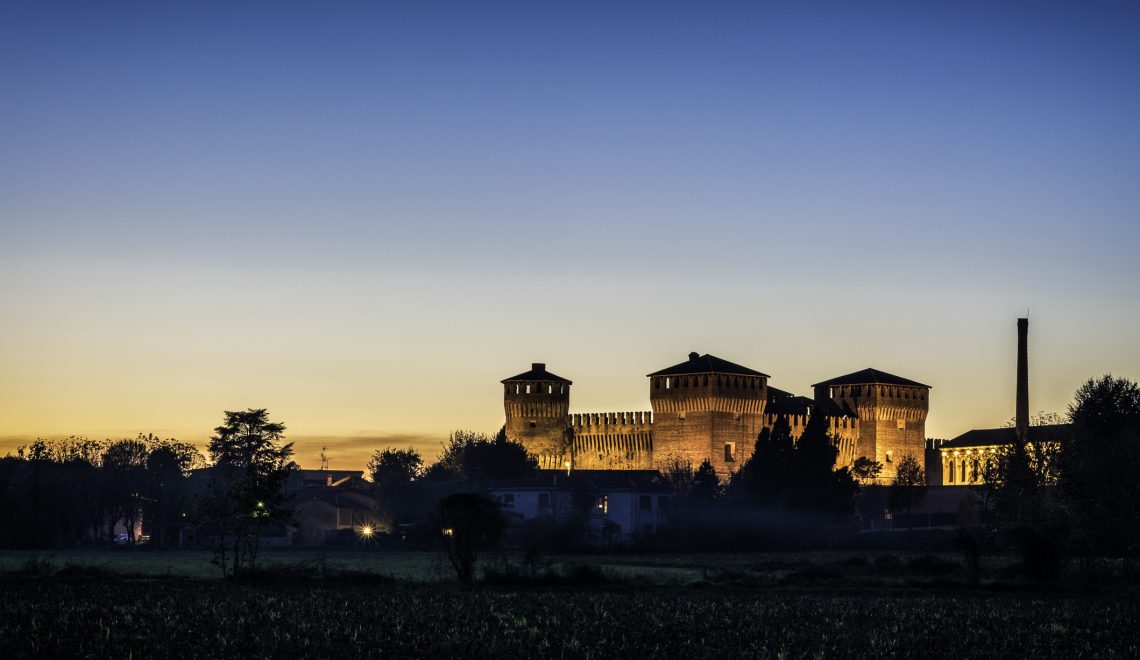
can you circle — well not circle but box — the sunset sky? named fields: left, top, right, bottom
left=3, top=1, right=1138, bottom=472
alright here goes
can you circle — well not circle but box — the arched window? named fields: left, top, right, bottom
left=948, top=460, right=955, bottom=483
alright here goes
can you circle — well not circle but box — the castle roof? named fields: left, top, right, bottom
left=501, top=362, right=572, bottom=384
left=767, top=385, right=857, bottom=418
left=812, top=368, right=929, bottom=389
left=647, top=352, right=769, bottom=378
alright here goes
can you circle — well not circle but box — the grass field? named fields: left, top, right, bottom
left=1, top=579, right=1136, bottom=658
left=1, top=548, right=1136, bottom=657
left=0, top=547, right=1021, bottom=585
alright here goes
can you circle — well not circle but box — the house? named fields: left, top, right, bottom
left=487, top=469, right=673, bottom=543
left=288, top=469, right=379, bottom=545
left=291, top=490, right=380, bottom=545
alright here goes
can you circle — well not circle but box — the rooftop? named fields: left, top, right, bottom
left=502, top=362, right=572, bottom=384
left=812, top=368, right=929, bottom=389
left=766, top=385, right=856, bottom=417
left=647, top=352, right=769, bottom=378
left=939, top=424, right=1071, bottom=449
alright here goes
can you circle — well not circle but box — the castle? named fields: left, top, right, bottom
left=502, top=353, right=930, bottom=481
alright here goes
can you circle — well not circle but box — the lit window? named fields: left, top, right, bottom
left=596, top=496, right=608, bottom=515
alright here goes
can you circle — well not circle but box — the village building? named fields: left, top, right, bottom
left=487, top=470, right=672, bottom=543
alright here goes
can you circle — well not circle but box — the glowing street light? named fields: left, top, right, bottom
left=359, top=524, right=374, bottom=538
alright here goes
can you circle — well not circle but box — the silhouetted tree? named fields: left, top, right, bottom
left=0, top=438, right=105, bottom=546
left=733, top=415, right=857, bottom=516
left=102, top=438, right=150, bottom=543
left=659, top=455, right=695, bottom=500
left=144, top=437, right=204, bottom=546
left=1061, top=375, right=1140, bottom=558
left=690, top=459, right=721, bottom=503
left=368, top=448, right=423, bottom=491
left=434, top=428, right=537, bottom=481
left=200, top=409, right=297, bottom=577
left=852, top=456, right=883, bottom=486
left=735, top=417, right=796, bottom=507
left=367, top=447, right=423, bottom=524
left=437, top=492, right=506, bottom=582
left=889, top=453, right=926, bottom=528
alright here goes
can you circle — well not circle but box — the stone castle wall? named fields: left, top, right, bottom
left=569, top=411, right=654, bottom=470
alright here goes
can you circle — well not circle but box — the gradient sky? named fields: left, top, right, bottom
left=2, top=1, right=1138, bottom=471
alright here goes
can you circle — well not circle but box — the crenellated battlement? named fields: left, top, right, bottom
left=652, top=396, right=766, bottom=415
left=570, top=411, right=654, bottom=428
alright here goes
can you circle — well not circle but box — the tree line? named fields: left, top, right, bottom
left=0, top=433, right=204, bottom=548
left=977, top=375, right=1140, bottom=579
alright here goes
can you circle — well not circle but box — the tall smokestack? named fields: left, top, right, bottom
left=1016, top=317, right=1029, bottom=440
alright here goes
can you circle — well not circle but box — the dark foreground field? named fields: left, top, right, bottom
left=1, top=577, right=1137, bottom=659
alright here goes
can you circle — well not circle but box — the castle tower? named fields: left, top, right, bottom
left=1016, top=317, right=1029, bottom=441
left=813, top=368, right=930, bottom=481
left=648, top=352, right=768, bottom=479
left=502, top=363, right=571, bottom=470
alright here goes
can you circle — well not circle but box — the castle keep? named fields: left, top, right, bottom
left=503, top=353, right=930, bottom=480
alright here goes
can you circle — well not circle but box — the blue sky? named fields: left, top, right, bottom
left=2, top=1, right=1138, bottom=469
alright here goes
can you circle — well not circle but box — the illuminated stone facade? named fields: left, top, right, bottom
left=502, top=354, right=929, bottom=480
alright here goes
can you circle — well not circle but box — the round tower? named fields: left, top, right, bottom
left=502, top=363, right=571, bottom=470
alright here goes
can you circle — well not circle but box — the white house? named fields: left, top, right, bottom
left=487, top=470, right=672, bottom=543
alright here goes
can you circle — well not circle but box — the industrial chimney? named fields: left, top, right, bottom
left=1016, top=317, right=1029, bottom=441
